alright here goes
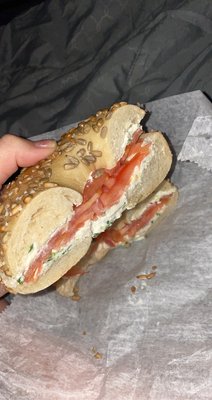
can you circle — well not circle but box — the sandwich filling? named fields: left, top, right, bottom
left=64, top=191, right=174, bottom=279
left=98, top=194, right=172, bottom=246
left=18, top=129, right=152, bottom=284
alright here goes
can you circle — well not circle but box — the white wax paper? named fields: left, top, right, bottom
left=0, top=91, right=212, bottom=400
left=178, top=116, right=212, bottom=171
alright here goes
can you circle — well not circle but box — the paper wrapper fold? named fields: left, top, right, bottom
left=0, top=90, right=212, bottom=400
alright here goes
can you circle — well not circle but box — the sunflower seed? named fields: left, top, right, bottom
left=44, top=182, right=58, bottom=188
left=100, top=126, right=108, bottom=138
left=93, top=125, right=100, bottom=133
left=65, top=156, right=79, bottom=165
left=83, top=154, right=96, bottom=163
left=105, top=111, right=112, bottom=120
left=77, top=148, right=86, bottom=157
left=97, top=118, right=104, bottom=127
left=75, top=138, right=87, bottom=145
left=91, top=150, right=102, bottom=157
left=64, top=163, right=78, bottom=170
left=84, top=124, right=91, bottom=133
left=87, top=141, right=93, bottom=152
left=92, top=169, right=104, bottom=179
left=11, top=204, right=22, bottom=215
left=60, top=142, right=70, bottom=150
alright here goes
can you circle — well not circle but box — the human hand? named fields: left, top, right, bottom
left=0, top=134, right=56, bottom=311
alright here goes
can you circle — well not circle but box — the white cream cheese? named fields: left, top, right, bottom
left=91, top=194, right=127, bottom=236
left=122, top=122, right=141, bottom=149
left=127, top=186, right=175, bottom=223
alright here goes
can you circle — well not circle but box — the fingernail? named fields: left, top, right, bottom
left=34, top=140, right=56, bottom=149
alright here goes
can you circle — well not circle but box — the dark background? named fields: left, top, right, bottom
left=0, top=0, right=211, bottom=137
left=0, top=0, right=45, bottom=25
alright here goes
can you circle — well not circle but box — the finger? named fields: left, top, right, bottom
left=0, top=134, right=56, bottom=186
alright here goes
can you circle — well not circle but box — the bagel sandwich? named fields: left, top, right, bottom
left=0, top=103, right=172, bottom=294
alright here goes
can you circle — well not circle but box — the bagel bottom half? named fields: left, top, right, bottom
left=56, top=181, right=178, bottom=298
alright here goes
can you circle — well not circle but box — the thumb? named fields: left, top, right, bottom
left=0, top=134, right=56, bottom=186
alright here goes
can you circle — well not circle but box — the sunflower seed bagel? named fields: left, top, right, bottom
left=0, top=102, right=172, bottom=294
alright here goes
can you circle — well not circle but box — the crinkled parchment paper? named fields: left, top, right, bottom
left=0, top=91, right=212, bottom=400
left=178, top=116, right=212, bottom=171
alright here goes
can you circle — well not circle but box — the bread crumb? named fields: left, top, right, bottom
left=136, top=272, right=156, bottom=280
left=130, top=285, right=137, bottom=294
left=94, top=352, right=103, bottom=360
left=71, top=294, right=81, bottom=301
left=91, top=347, right=103, bottom=359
